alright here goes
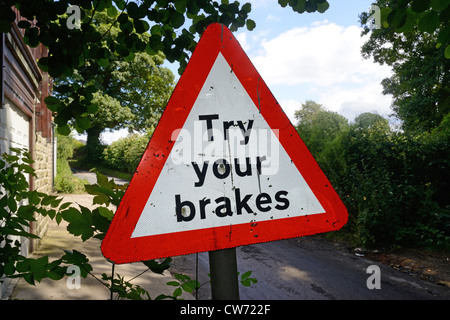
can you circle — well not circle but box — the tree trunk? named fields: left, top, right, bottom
left=86, top=126, right=104, bottom=163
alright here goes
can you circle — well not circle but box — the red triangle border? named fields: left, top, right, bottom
left=101, top=23, right=347, bottom=264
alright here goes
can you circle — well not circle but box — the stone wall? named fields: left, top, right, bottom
left=31, top=131, right=55, bottom=251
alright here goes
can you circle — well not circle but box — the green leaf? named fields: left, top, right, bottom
left=317, top=1, right=329, bottom=14
left=61, top=250, right=89, bottom=264
left=44, top=96, right=59, bottom=105
left=437, top=26, right=450, bottom=44
left=242, top=3, right=252, bottom=13
left=17, top=204, right=36, bottom=221
left=174, top=273, right=191, bottom=282
left=126, top=2, right=143, bottom=19
left=60, top=206, right=94, bottom=241
left=107, top=5, right=118, bottom=17
left=24, top=27, right=40, bottom=47
left=96, top=206, right=114, bottom=220
left=30, top=256, right=48, bottom=274
left=40, top=194, right=58, bottom=207
left=86, top=104, right=99, bottom=114
left=173, top=287, right=182, bottom=297
left=92, top=208, right=110, bottom=231
left=150, top=24, right=163, bottom=36
left=59, top=202, right=72, bottom=211
left=431, top=0, right=450, bottom=11
left=181, top=281, right=198, bottom=293
left=7, top=195, right=17, bottom=212
left=240, top=270, right=252, bottom=280
left=167, top=281, right=180, bottom=286
left=47, top=268, right=66, bottom=281
left=117, top=46, right=130, bottom=57
left=61, top=250, right=92, bottom=277
left=37, top=57, right=49, bottom=72
left=16, top=259, right=31, bottom=273
left=186, top=0, right=200, bottom=15
left=17, top=20, right=31, bottom=29
left=97, top=58, right=109, bottom=67
left=395, top=8, right=417, bottom=33
left=114, top=0, right=126, bottom=10
left=418, top=11, right=440, bottom=33
left=119, top=19, right=134, bottom=33
left=0, top=20, right=12, bottom=33
left=76, top=116, right=92, bottom=130
left=143, top=257, right=172, bottom=274
left=388, top=8, right=407, bottom=29
left=174, top=0, right=187, bottom=13
left=171, top=12, right=185, bottom=29
left=445, top=45, right=450, bottom=59
left=4, top=261, right=15, bottom=276
left=134, top=19, right=150, bottom=33
left=305, top=0, right=318, bottom=13
left=22, top=273, right=35, bottom=285
left=84, top=185, right=110, bottom=205
left=411, top=0, right=431, bottom=13
left=246, top=19, right=256, bottom=31
left=57, top=125, right=71, bottom=136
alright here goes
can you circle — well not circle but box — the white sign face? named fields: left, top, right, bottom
left=131, top=53, right=325, bottom=238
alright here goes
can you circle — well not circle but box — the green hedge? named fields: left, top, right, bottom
left=315, top=116, right=450, bottom=249
left=54, top=133, right=87, bottom=193
left=103, top=130, right=152, bottom=174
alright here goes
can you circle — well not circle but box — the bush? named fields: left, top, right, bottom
left=318, top=120, right=450, bottom=249
left=103, top=130, right=152, bottom=173
left=54, top=160, right=87, bottom=193
left=54, top=133, right=88, bottom=193
left=296, top=103, right=450, bottom=250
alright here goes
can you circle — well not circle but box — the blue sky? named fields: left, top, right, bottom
left=229, top=0, right=393, bottom=122
left=101, top=0, right=393, bottom=144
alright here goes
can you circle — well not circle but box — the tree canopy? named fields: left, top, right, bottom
left=360, top=0, right=450, bottom=133
left=0, top=0, right=334, bottom=136
left=52, top=10, right=175, bottom=160
left=295, top=100, right=348, bottom=156
left=2, top=0, right=447, bottom=135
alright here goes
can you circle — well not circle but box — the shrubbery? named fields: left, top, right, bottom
left=296, top=103, right=450, bottom=249
left=103, top=130, right=153, bottom=174
left=54, top=133, right=87, bottom=193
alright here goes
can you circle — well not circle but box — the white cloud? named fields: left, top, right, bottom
left=279, top=99, right=302, bottom=125
left=252, top=22, right=390, bottom=86
left=266, top=14, right=280, bottom=21
left=102, top=128, right=130, bottom=145
left=73, top=128, right=130, bottom=145
left=236, top=32, right=251, bottom=52
left=247, top=0, right=277, bottom=8
left=317, top=82, right=393, bottom=121
left=246, top=21, right=393, bottom=121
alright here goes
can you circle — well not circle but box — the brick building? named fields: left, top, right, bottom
left=1, top=12, right=56, bottom=298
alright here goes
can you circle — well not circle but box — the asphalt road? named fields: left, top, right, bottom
left=171, top=236, right=450, bottom=300
left=72, top=169, right=129, bottom=185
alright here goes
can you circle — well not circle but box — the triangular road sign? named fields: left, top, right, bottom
left=101, top=23, right=347, bottom=264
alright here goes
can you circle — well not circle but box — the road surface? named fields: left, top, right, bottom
left=171, top=236, right=450, bottom=300
left=72, top=169, right=129, bottom=185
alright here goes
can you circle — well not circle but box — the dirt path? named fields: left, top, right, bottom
left=366, top=248, right=450, bottom=288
